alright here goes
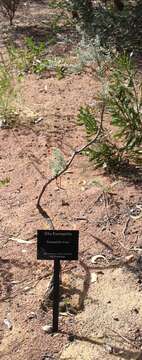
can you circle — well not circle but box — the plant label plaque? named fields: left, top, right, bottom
left=37, top=230, right=79, bottom=333
left=37, top=230, right=79, bottom=260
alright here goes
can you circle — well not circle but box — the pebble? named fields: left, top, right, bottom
left=44, top=85, right=48, bottom=93
left=61, top=199, right=69, bottom=206
left=41, top=355, right=55, bottom=360
left=0, top=119, right=4, bottom=128
left=34, top=116, right=44, bottom=124
left=105, top=344, right=113, bottom=354
left=42, top=325, right=53, bottom=334
left=4, top=318, right=13, bottom=330
left=90, top=272, right=98, bottom=283
left=27, top=312, right=37, bottom=320
left=68, top=333, right=75, bottom=342
left=59, top=302, right=67, bottom=312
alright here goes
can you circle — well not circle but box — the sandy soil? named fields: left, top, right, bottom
left=0, top=2, right=142, bottom=360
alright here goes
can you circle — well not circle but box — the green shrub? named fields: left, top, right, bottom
left=72, top=1, right=142, bottom=54
left=108, top=55, right=142, bottom=153
left=77, top=54, right=142, bottom=170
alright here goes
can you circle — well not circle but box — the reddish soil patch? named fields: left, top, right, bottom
left=0, top=96, right=142, bottom=359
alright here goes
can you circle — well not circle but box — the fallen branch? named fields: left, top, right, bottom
left=9, top=237, right=34, bottom=244
left=109, top=327, right=139, bottom=349
left=123, top=217, right=131, bottom=241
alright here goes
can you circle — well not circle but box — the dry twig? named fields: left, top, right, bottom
left=109, top=327, right=139, bottom=349
left=123, top=217, right=131, bottom=241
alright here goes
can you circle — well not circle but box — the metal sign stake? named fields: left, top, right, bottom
left=53, top=259, right=60, bottom=332
left=37, top=230, right=79, bottom=332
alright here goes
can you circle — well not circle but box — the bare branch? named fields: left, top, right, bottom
left=37, top=104, right=105, bottom=228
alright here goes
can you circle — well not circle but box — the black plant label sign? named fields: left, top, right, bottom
left=37, top=230, right=79, bottom=260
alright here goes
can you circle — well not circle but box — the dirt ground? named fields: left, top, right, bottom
left=0, top=2, right=142, bottom=360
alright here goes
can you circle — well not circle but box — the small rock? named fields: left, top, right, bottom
left=90, top=272, right=98, bottom=283
left=91, top=255, right=108, bottom=264
left=24, top=286, right=30, bottom=292
left=59, top=302, right=67, bottom=312
left=68, top=306, right=77, bottom=315
left=136, top=237, right=142, bottom=247
left=68, top=333, right=75, bottom=342
left=97, top=330, right=104, bottom=338
left=27, top=312, right=37, bottom=320
left=41, top=354, right=55, bottom=360
left=81, top=186, right=85, bottom=191
left=60, top=312, right=68, bottom=317
left=124, top=255, right=134, bottom=263
left=42, top=325, right=52, bottom=334
left=61, top=199, right=69, bottom=206
left=133, top=308, right=139, bottom=314
left=113, top=317, right=119, bottom=321
left=34, top=116, right=43, bottom=124
left=4, top=318, right=13, bottom=330
left=0, top=118, right=4, bottom=128
left=105, top=344, right=113, bottom=354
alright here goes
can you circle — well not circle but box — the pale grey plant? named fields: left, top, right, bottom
left=77, top=35, right=112, bottom=70
left=49, top=148, right=66, bottom=176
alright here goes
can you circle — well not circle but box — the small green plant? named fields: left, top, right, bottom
left=25, top=37, right=46, bottom=57
left=91, top=178, right=120, bottom=195
left=33, top=59, right=49, bottom=74
left=7, top=37, right=47, bottom=75
left=108, top=54, right=142, bottom=157
left=0, top=177, right=10, bottom=187
left=0, top=53, right=18, bottom=126
left=55, top=65, right=65, bottom=80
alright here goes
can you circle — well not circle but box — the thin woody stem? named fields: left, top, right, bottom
left=37, top=104, right=105, bottom=227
